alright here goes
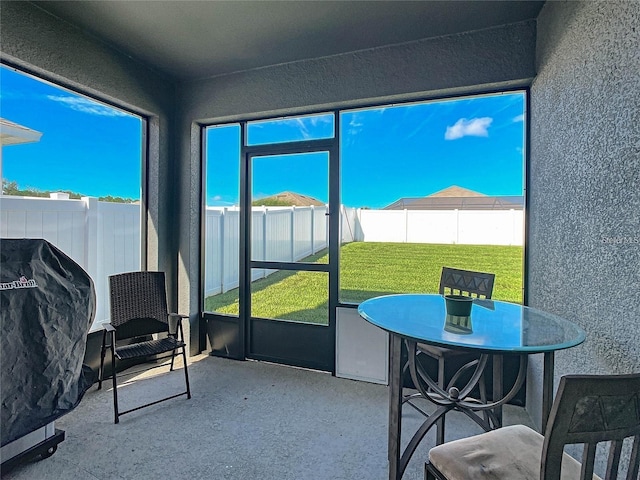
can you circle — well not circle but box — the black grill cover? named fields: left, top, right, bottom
left=1, top=239, right=95, bottom=446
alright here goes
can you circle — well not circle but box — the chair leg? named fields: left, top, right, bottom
left=170, top=348, right=176, bottom=371
left=425, top=463, right=433, bottom=480
left=181, top=347, right=191, bottom=399
left=425, top=462, right=445, bottom=480
left=110, top=339, right=120, bottom=424
left=436, top=357, right=446, bottom=445
left=478, top=372, right=491, bottom=427
left=98, top=329, right=107, bottom=390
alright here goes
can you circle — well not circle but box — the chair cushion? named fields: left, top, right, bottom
left=428, top=425, right=601, bottom=480
left=115, top=336, right=185, bottom=360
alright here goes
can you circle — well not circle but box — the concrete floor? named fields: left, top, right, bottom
left=3, top=355, right=533, bottom=480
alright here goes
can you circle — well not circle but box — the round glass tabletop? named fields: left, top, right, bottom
left=358, top=294, right=586, bottom=353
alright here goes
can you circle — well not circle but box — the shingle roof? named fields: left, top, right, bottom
left=254, top=191, right=325, bottom=206
left=428, top=186, right=486, bottom=197
left=384, top=186, right=523, bottom=210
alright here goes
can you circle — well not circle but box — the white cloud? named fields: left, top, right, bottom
left=513, top=113, right=525, bottom=123
left=344, top=115, right=364, bottom=140
left=294, top=118, right=311, bottom=139
left=46, top=95, right=128, bottom=117
left=445, top=117, right=493, bottom=140
left=308, top=115, right=333, bottom=127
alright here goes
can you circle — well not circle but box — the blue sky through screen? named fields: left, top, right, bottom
left=1, top=65, right=525, bottom=208
left=0, top=66, right=142, bottom=199
left=207, top=91, right=525, bottom=209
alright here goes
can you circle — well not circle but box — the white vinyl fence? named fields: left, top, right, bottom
left=204, top=205, right=332, bottom=297
left=353, top=208, right=523, bottom=246
left=203, top=205, right=364, bottom=297
left=0, top=195, right=140, bottom=330
left=1, top=195, right=523, bottom=328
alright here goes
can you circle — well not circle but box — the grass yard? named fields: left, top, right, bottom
left=205, top=242, right=523, bottom=323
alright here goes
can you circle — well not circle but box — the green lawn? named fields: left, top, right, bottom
left=205, top=242, right=523, bottom=323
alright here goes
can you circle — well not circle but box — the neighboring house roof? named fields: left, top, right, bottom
left=384, top=185, right=524, bottom=210
left=428, top=185, right=486, bottom=197
left=254, top=191, right=325, bottom=206
left=0, top=118, right=43, bottom=146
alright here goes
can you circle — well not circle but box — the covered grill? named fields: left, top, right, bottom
left=1, top=238, right=95, bottom=471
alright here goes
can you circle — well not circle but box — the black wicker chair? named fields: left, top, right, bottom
left=406, top=267, right=496, bottom=444
left=98, top=271, right=191, bottom=423
left=425, top=373, right=640, bottom=480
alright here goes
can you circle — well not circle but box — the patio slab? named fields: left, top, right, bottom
left=3, top=355, right=533, bottom=480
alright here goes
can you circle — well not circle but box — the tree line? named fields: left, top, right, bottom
left=1, top=180, right=137, bottom=204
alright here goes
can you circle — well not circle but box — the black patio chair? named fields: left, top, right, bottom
left=425, top=373, right=640, bottom=480
left=406, top=267, right=495, bottom=444
left=98, top=271, right=191, bottom=423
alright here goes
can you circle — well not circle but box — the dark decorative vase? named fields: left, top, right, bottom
left=444, top=294, right=473, bottom=317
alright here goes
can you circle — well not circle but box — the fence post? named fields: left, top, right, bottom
left=344, top=205, right=353, bottom=243
left=510, top=209, right=516, bottom=246
left=262, top=207, right=267, bottom=279
left=219, top=208, right=226, bottom=294
left=310, top=205, right=315, bottom=254
left=404, top=208, right=409, bottom=243
left=82, top=196, right=99, bottom=283
left=290, top=206, right=295, bottom=261
left=82, top=196, right=101, bottom=324
left=326, top=205, right=330, bottom=247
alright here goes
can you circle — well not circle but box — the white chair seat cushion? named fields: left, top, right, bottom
left=428, top=425, right=602, bottom=480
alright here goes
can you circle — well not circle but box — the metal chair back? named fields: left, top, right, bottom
left=439, top=266, right=495, bottom=299
left=542, top=373, right=640, bottom=480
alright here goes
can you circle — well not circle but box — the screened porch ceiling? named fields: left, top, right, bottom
left=32, top=1, right=545, bottom=81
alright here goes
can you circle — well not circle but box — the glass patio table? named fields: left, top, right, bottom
left=357, top=294, right=586, bottom=480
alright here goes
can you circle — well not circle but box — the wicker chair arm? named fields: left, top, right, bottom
left=168, top=313, right=187, bottom=337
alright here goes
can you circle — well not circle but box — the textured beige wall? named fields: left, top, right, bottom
left=179, top=21, right=536, bottom=122
left=528, top=0, right=640, bottom=469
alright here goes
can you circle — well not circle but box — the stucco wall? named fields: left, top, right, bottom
left=180, top=20, right=536, bottom=122
left=0, top=2, right=179, bottom=309
left=177, top=21, right=537, bottom=352
left=528, top=0, right=640, bottom=433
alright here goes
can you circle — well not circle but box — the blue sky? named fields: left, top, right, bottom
left=1, top=65, right=525, bottom=208
left=207, top=92, right=525, bottom=208
left=1, top=66, right=142, bottom=199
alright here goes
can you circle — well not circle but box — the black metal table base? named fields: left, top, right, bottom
left=388, top=336, right=530, bottom=480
